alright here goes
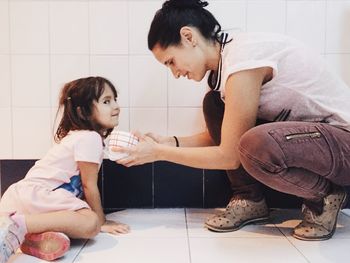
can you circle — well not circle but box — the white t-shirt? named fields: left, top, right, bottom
left=215, top=32, right=350, bottom=131
left=23, top=130, right=104, bottom=189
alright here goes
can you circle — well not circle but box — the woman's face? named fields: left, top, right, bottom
left=152, top=38, right=208, bottom=82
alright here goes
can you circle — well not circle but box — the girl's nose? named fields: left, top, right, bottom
left=113, top=100, right=120, bottom=110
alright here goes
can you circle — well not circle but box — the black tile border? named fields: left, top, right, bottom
left=102, top=160, right=153, bottom=210
left=153, top=161, right=203, bottom=208
left=1, top=160, right=348, bottom=209
left=1, top=159, right=36, bottom=195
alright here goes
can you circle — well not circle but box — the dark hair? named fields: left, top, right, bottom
left=148, top=0, right=222, bottom=50
left=54, top=76, right=118, bottom=142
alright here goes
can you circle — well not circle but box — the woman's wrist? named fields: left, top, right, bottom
left=162, top=136, right=176, bottom=146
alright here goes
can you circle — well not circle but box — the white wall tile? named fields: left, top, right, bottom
left=129, top=1, right=162, bottom=55
left=0, top=55, right=11, bottom=107
left=89, top=1, right=128, bottom=55
left=0, top=1, right=9, bottom=54
left=326, top=1, right=350, bottom=53
left=118, top=107, right=130, bottom=132
left=130, top=108, right=167, bottom=135
left=50, top=55, right=89, bottom=107
left=0, top=108, right=12, bottom=158
left=208, top=1, right=246, bottom=32
left=129, top=55, right=167, bottom=107
left=286, top=1, right=326, bottom=54
left=168, top=108, right=206, bottom=137
left=247, top=1, right=286, bottom=34
left=10, top=0, right=49, bottom=54
left=51, top=106, right=59, bottom=143
left=50, top=1, right=89, bottom=54
left=12, top=107, right=52, bottom=159
left=11, top=55, right=50, bottom=107
left=325, top=54, right=350, bottom=88
left=168, top=73, right=208, bottom=107
left=90, top=55, right=129, bottom=107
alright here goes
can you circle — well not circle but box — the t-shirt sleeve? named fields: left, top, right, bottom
left=74, top=131, right=103, bottom=164
left=225, top=59, right=278, bottom=78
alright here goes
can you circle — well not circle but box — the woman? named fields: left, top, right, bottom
left=116, top=0, right=350, bottom=241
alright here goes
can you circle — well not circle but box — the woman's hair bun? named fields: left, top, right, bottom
left=163, top=0, right=208, bottom=9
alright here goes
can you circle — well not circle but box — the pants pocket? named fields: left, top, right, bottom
left=268, top=125, right=333, bottom=177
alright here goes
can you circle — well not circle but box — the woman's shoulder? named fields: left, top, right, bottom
left=224, top=31, right=303, bottom=53
left=227, top=31, right=296, bottom=42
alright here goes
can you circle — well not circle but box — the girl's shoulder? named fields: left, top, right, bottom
left=64, top=130, right=103, bottom=145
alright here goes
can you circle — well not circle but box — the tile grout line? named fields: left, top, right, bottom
left=8, top=0, right=14, bottom=160
left=184, top=208, right=192, bottom=263
left=72, top=239, right=89, bottom=263
left=274, top=223, right=310, bottom=263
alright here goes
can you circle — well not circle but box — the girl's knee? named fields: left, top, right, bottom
left=78, top=210, right=101, bottom=238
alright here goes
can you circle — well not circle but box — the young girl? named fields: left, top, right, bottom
left=0, top=76, right=129, bottom=262
left=115, top=0, right=350, bottom=241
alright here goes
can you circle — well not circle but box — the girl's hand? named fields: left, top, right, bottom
left=101, top=220, right=130, bottom=235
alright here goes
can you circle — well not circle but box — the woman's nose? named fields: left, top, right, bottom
left=171, top=67, right=180, bottom=79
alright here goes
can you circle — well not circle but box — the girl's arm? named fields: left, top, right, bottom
left=78, top=161, right=105, bottom=225
left=118, top=67, right=271, bottom=170
left=78, top=161, right=130, bottom=235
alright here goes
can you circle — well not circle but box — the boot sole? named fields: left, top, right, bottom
left=205, top=216, right=270, bottom=233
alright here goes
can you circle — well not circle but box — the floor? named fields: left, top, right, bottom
left=8, top=208, right=350, bottom=263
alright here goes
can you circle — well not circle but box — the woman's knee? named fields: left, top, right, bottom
left=239, top=125, right=286, bottom=174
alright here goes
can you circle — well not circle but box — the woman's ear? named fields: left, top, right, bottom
left=179, top=26, right=196, bottom=46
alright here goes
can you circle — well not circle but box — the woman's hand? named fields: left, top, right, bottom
left=113, top=134, right=161, bottom=167
left=145, top=132, right=175, bottom=146
left=101, top=220, right=130, bottom=235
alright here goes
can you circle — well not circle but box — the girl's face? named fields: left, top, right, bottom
left=92, top=84, right=120, bottom=130
left=152, top=37, right=208, bottom=82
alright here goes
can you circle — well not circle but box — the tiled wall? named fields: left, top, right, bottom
left=1, top=1, right=350, bottom=209
left=0, top=0, right=350, bottom=159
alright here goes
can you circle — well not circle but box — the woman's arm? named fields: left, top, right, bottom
left=146, top=131, right=214, bottom=147
left=118, top=67, right=271, bottom=170
left=78, top=161, right=105, bottom=225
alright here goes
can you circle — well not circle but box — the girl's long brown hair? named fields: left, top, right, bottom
left=54, top=76, right=117, bottom=143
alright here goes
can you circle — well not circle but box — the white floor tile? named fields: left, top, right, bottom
left=272, top=209, right=350, bottom=262
left=342, top=209, right=350, bottom=217
left=186, top=208, right=284, bottom=238
left=106, top=208, right=187, bottom=238
left=285, top=238, right=350, bottom=263
left=75, top=234, right=190, bottom=263
left=7, top=209, right=350, bottom=263
left=189, top=237, right=307, bottom=263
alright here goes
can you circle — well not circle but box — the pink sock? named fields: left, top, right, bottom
left=10, top=213, right=27, bottom=242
